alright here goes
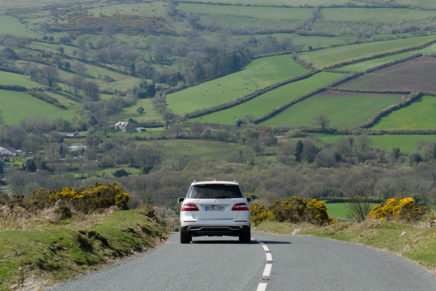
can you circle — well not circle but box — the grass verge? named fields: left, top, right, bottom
left=0, top=208, right=167, bottom=290
left=254, top=220, right=436, bottom=274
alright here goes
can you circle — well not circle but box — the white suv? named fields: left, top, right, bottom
left=178, top=180, right=251, bottom=244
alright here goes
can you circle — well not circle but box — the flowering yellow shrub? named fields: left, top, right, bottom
left=249, top=202, right=272, bottom=226
left=19, top=182, right=130, bottom=213
left=369, top=197, right=429, bottom=222
left=269, top=196, right=331, bottom=225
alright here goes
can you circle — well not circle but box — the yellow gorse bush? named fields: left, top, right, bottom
left=249, top=202, right=272, bottom=226
left=268, top=196, right=332, bottom=225
left=369, top=197, right=429, bottom=222
left=39, top=182, right=129, bottom=213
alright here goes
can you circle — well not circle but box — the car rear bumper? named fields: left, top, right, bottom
left=182, top=225, right=248, bottom=237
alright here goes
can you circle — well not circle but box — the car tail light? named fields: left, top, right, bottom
left=232, top=203, right=249, bottom=211
left=182, top=203, right=199, bottom=211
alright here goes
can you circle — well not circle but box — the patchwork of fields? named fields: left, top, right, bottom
left=192, top=72, right=343, bottom=124
left=2, top=0, right=436, bottom=152
left=298, top=35, right=436, bottom=68
left=167, top=55, right=308, bottom=115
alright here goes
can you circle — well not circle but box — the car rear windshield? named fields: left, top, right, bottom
left=187, top=184, right=243, bottom=199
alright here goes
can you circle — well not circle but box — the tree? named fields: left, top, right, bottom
left=82, top=81, right=100, bottom=101
left=315, top=114, right=330, bottom=131
left=137, top=106, right=145, bottom=114
left=40, top=66, right=58, bottom=88
left=71, top=76, right=84, bottom=96
left=295, top=140, right=303, bottom=162
left=24, top=159, right=37, bottom=172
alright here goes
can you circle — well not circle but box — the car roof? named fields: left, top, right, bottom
left=191, top=180, right=239, bottom=186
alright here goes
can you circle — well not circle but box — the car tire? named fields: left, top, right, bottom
left=180, top=228, right=192, bottom=244
left=239, top=226, right=251, bottom=243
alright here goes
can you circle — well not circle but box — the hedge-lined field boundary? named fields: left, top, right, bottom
left=0, top=85, right=27, bottom=91
left=324, top=38, right=436, bottom=70
left=253, top=88, right=326, bottom=124
left=185, top=70, right=319, bottom=119
left=327, top=87, right=411, bottom=95
left=360, top=92, right=423, bottom=129
left=254, top=73, right=370, bottom=124
left=27, top=89, right=68, bottom=110
left=365, top=53, right=423, bottom=73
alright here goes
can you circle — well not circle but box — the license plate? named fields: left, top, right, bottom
left=205, top=205, right=225, bottom=211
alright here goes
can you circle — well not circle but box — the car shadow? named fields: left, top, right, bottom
left=258, top=240, right=291, bottom=245
left=192, top=239, right=291, bottom=245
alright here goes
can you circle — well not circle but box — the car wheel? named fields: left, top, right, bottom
left=180, top=228, right=191, bottom=244
left=239, top=226, right=251, bottom=243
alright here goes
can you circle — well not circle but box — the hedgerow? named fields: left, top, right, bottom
left=369, top=197, right=429, bottom=222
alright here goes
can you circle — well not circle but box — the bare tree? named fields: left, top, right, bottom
left=315, top=114, right=330, bottom=131
left=40, top=66, right=58, bottom=88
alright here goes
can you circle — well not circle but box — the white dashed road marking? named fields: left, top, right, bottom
left=256, top=240, right=273, bottom=290
left=266, top=252, right=273, bottom=263
left=262, top=263, right=272, bottom=280
left=256, top=282, right=268, bottom=291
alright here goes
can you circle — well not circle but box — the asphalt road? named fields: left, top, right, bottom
left=50, top=232, right=436, bottom=291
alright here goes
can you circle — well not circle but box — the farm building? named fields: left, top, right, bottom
left=0, top=146, right=17, bottom=157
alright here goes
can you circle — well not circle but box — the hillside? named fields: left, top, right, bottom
left=1, top=0, right=436, bottom=216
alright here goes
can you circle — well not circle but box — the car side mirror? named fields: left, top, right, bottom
left=178, top=197, right=185, bottom=203
left=246, top=197, right=252, bottom=203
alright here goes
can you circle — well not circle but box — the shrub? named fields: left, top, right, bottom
left=249, top=202, right=272, bottom=226
left=113, top=169, right=130, bottom=177
left=369, top=197, right=429, bottom=222
left=48, top=183, right=129, bottom=213
left=24, top=182, right=130, bottom=213
left=54, top=205, right=73, bottom=220
left=269, top=196, right=331, bottom=225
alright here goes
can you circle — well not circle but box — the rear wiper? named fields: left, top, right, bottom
left=216, top=196, right=231, bottom=198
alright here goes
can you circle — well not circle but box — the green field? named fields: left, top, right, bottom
left=370, top=135, right=436, bottom=152
left=0, top=15, right=34, bottom=37
left=167, top=55, right=308, bottom=115
left=394, top=0, right=436, bottom=8
left=116, top=98, right=162, bottom=123
left=0, top=90, right=75, bottom=124
left=325, top=202, right=379, bottom=219
left=298, top=35, right=436, bottom=68
left=28, top=41, right=77, bottom=57
left=291, top=34, right=357, bottom=51
left=0, top=71, right=41, bottom=88
left=338, top=51, right=418, bottom=72
left=372, top=95, right=436, bottom=130
left=262, top=92, right=403, bottom=128
left=177, top=3, right=311, bottom=30
left=320, top=8, right=436, bottom=24
left=194, top=72, right=343, bottom=124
